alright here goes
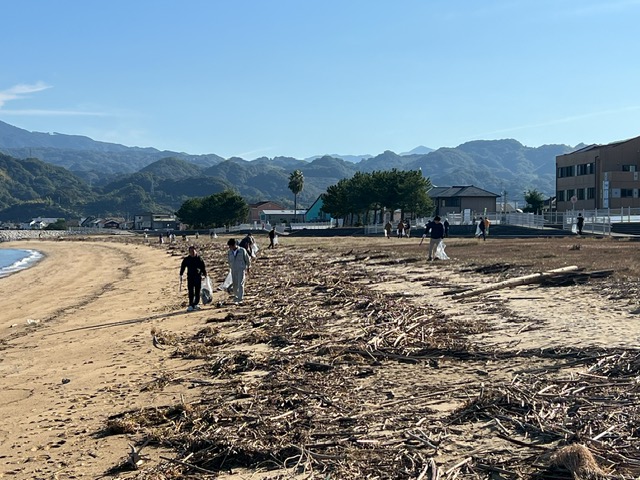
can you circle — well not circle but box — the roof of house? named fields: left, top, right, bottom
left=250, top=201, right=283, bottom=208
left=561, top=136, right=640, bottom=156
left=428, top=185, right=500, bottom=198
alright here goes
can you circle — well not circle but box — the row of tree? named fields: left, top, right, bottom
left=320, top=169, right=433, bottom=224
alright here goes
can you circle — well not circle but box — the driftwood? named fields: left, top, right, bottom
left=449, top=266, right=580, bottom=299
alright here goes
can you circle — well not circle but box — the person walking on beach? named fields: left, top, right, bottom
left=179, top=246, right=207, bottom=312
left=443, top=218, right=450, bottom=237
left=476, top=217, right=486, bottom=241
left=427, top=216, right=445, bottom=261
left=227, top=238, right=251, bottom=304
left=239, top=232, right=256, bottom=257
left=397, top=221, right=405, bottom=238
left=577, top=213, right=584, bottom=235
left=268, top=227, right=276, bottom=249
left=384, top=221, right=392, bottom=239
left=405, top=219, right=411, bottom=238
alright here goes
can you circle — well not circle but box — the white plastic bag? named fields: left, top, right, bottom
left=201, top=276, right=213, bottom=304
left=274, top=235, right=279, bottom=245
left=435, top=241, right=449, bottom=260
left=218, top=271, right=232, bottom=291
left=571, top=223, right=578, bottom=234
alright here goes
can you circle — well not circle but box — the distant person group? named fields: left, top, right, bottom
left=176, top=227, right=280, bottom=312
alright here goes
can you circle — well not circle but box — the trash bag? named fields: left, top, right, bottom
left=201, top=276, right=213, bottom=304
left=218, top=271, right=232, bottom=291
left=435, top=241, right=449, bottom=260
left=251, top=243, right=259, bottom=257
left=571, top=223, right=578, bottom=234
left=274, top=235, right=279, bottom=245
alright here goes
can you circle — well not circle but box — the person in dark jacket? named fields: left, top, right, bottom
left=443, top=218, right=450, bottom=237
left=576, top=213, right=584, bottom=235
left=427, top=216, right=445, bottom=261
left=268, top=227, right=277, bottom=249
left=239, top=232, right=255, bottom=257
left=179, top=246, right=207, bottom=312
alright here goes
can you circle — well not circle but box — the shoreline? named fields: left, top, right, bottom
left=0, top=247, right=45, bottom=278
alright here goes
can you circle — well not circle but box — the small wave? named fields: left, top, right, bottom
left=0, top=249, right=44, bottom=278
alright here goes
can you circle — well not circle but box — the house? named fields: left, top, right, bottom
left=134, top=212, right=180, bottom=231
left=428, top=186, right=500, bottom=217
left=556, top=135, right=640, bottom=211
left=20, top=217, right=61, bottom=230
left=103, top=219, right=122, bottom=229
left=304, top=196, right=331, bottom=222
left=248, top=201, right=284, bottom=223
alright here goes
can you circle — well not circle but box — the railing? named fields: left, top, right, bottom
left=289, top=221, right=334, bottom=230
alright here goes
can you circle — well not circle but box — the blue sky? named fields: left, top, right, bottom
left=1, top=0, right=639, bottom=159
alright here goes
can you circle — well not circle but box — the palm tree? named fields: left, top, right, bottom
left=288, top=170, right=304, bottom=223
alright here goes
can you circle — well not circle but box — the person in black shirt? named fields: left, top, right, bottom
left=576, top=213, right=584, bottom=235
left=179, top=246, right=207, bottom=312
left=268, top=227, right=277, bottom=249
left=427, top=216, right=445, bottom=261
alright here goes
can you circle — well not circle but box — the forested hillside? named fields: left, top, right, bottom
left=0, top=120, right=579, bottom=222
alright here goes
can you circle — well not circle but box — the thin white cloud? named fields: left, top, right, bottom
left=469, top=106, right=640, bottom=139
left=232, top=147, right=275, bottom=158
left=0, top=82, right=110, bottom=117
left=0, top=82, right=51, bottom=108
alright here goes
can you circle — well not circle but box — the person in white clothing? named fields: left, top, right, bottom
left=227, top=238, right=251, bottom=304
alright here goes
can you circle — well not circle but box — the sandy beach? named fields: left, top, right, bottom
left=0, top=234, right=638, bottom=479
left=0, top=238, right=197, bottom=478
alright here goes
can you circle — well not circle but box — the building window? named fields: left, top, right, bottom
left=622, top=165, right=637, bottom=172
left=621, top=189, right=634, bottom=198
left=557, top=165, right=576, bottom=178
left=566, top=189, right=575, bottom=199
left=576, top=163, right=595, bottom=175
left=557, top=191, right=565, bottom=202
left=577, top=188, right=585, bottom=200
left=587, top=187, right=595, bottom=199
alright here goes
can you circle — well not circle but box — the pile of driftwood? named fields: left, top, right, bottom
left=103, top=242, right=639, bottom=479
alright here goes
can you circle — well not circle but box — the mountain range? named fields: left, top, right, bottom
left=0, top=120, right=579, bottom=221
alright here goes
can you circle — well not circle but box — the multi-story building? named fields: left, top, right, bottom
left=556, top=135, right=640, bottom=211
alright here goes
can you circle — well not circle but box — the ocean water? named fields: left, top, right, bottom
left=0, top=248, right=44, bottom=278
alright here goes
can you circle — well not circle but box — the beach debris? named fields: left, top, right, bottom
left=100, top=240, right=640, bottom=479
left=152, top=334, right=165, bottom=350
left=550, top=444, right=605, bottom=479
left=449, top=265, right=581, bottom=298
left=61, top=378, right=71, bottom=384
left=26, top=319, right=40, bottom=325
left=127, top=442, right=150, bottom=469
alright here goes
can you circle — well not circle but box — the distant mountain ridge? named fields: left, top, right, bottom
left=0, top=120, right=579, bottom=221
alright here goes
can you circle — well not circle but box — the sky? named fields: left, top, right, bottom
left=1, top=0, right=640, bottom=160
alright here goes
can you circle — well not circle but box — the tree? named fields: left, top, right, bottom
left=44, top=219, right=67, bottom=230
left=176, top=190, right=248, bottom=228
left=523, top=189, right=545, bottom=213
left=321, top=169, right=434, bottom=225
left=288, top=170, right=304, bottom=223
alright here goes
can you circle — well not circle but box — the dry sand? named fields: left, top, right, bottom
left=0, top=235, right=638, bottom=479
left=0, top=238, right=200, bottom=478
